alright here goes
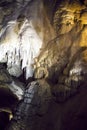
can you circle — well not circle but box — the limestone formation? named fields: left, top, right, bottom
left=0, top=0, right=87, bottom=130
left=6, top=80, right=51, bottom=130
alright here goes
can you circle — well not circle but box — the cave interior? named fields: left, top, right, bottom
left=0, top=0, right=87, bottom=130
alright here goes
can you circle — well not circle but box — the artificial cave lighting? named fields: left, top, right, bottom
left=0, top=18, right=43, bottom=79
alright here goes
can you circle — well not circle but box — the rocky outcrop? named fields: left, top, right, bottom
left=0, top=63, right=25, bottom=130
left=0, top=0, right=87, bottom=130
left=6, top=80, right=51, bottom=130
left=34, top=0, right=87, bottom=84
left=0, top=0, right=55, bottom=80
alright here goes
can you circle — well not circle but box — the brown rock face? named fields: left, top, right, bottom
left=33, top=1, right=87, bottom=129
left=34, top=0, right=87, bottom=82
left=0, top=0, right=87, bottom=130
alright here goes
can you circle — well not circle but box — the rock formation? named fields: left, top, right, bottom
left=0, top=0, right=87, bottom=130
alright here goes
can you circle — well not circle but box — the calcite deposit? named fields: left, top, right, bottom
left=0, top=0, right=87, bottom=130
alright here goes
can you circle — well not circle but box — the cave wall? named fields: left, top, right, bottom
left=0, top=0, right=87, bottom=130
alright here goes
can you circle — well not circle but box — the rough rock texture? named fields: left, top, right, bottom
left=0, top=0, right=87, bottom=130
left=0, top=0, right=55, bottom=80
left=0, top=63, right=25, bottom=130
left=6, top=80, right=51, bottom=130
left=34, top=0, right=87, bottom=88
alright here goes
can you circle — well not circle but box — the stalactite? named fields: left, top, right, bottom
left=0, top=19, right=43, bottom=79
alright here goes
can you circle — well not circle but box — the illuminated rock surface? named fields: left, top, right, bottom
left=0, top=0, right=87, bottom=130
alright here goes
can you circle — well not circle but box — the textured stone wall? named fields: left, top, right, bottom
left=0, top=0, right=87, bottom=130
